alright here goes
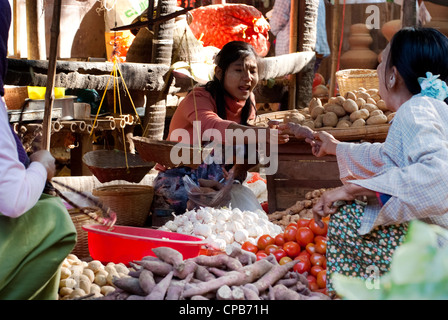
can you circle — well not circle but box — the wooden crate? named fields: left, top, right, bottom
left=266, top=140, right=342, bottom=213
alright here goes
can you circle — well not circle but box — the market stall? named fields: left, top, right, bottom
left=4, top=0, right=448, bottom=303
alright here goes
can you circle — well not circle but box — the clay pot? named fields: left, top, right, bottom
left=381, top=19, right=401, bottom=42
left=340, top=23, right=378, bottom=70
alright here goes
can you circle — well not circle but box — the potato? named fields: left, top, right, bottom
left=59, top=287, right=74, bottom=297
left=115, top=263, right=129, bottom=275
left=376, top=99, right=388, bottom=111
left=355, top=97, right=366, bottom=107
left=361, top=103, right=378, bottom=113
left=344, top=91, right=357, bottom=100
left=94, top=273, right=107, bottom=286
left=327, top=96, right=339, bottom=105
left=366, top=114, right=388, bottom=125
left=90, top=283, right=102, bottom=295
left=78, top=279, right=91, bottom=295
left=322, top=112, right=339, bottom=127
left=342, top=99, right=359, bottom=114
left=69, top=288, right=86, bottom=299
left=387, top=112, right=396, bottom=123
left=370, top=109, right=384, bottom=117
left=308, top=97, right=322, bottom=113
left=336, top=119, right=352, bottom=128
left=59, top=278, right=77, bottom=289
left=287, top=113, right=306, bottom=124
left=349, top=109, right=369, bottom=122
left=366, top=97, right=377, bottom=105
left=314, top=114, right=324, bottom=128
left=101, top=285, right=116, bottom=296
left=60, top=267, right=71, bottom=280
left=334, top=96, right=346, bottom=106
left=310, top=105, right=325, bottom=119
left=87, top=260, right=103, bottom=273
left=302, top=120, right=315, bottom=129
left=366, top=88, right=379, bottom=96
left=357, top=92, right=370, bottom=102
left=370, top=94, right=382, bottom=103
left=324, top=103, right=346, bottom=117
left=82, top=268, right=95, bottom=282
left=352, top=118, right=366, bottom=127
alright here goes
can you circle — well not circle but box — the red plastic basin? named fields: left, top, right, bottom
left=82, top=224, right=206, bottom=265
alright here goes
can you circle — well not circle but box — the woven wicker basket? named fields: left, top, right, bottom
left=69, top=207, right=101, bottom=259
left=83, top=149, right=154, bottom=183
left=336, top=69, right=379, bottom=97
left=3, top=86, right=28, bottom=110
left=92, top=185, right=154, bottom=227
left=132, top=137, right=213, bottom=169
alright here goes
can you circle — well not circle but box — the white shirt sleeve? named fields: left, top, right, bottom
left=0, top=98, right=47, bottom=218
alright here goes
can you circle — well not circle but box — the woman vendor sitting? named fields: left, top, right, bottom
left=152, top=41, right=292, bottom=215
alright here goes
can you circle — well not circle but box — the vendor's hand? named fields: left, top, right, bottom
left=267, top=127, right=290, bottom=145
left=279, top=122, right=315, bottom=141
left=308, top=131, right=339, bottom=157
left=312, top=185, right=356, bottom=227
left=29, top=150, right=56, bottom=181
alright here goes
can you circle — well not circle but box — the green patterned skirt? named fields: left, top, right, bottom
left=325, top=202, right=408, bottom=294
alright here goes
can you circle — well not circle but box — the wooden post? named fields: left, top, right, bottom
left=41, top=0, right=61, bottom=151
left=25, top=0, right=46, bottom=60
left=329, top=0, right=339, bottom=98
left=402, top=0, right=417, bottom=27
left=288, top=0, right=299, bottom=110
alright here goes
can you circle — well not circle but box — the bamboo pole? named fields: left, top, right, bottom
left=288, top=0, right=299, bottom=110
left=329, top=0, right=339, bottom=98
left=25, top=0, right=46, bottom=60
left=41, top=0, right=61, bottom=151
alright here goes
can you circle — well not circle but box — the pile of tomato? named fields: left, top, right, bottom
left=241, top=218, right=329, bottom=294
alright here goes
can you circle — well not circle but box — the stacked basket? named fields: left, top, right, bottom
left=335, top=69, right=379, bottom=97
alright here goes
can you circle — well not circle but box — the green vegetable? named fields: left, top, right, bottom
left=332, top=220, right=448, bottom=300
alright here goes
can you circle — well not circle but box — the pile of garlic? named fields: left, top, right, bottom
left=158, top=207, right=283, bottom=251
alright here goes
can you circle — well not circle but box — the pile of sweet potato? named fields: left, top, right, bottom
left=100, top=246, right=330, bottom=300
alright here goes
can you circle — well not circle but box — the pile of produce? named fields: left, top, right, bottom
left=58, top=254, right=132, bottom=300
left=240, top=217, right=329, bottom=294
left=158, top=206, right=283, bottom=252
left=267, top=188, right=331, bottom=227
left=188, top=4, right=271, bottom=56
left=99, top=246, right=330, bottom=300
left=304, top=88, right=395, bottom=129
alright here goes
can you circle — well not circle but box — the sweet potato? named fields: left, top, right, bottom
left=152, top=247, right=185, bottom=272
left=134, top=259, right=173, bottom=276
left=253, top=259, right=300, bottom=292
left=145, top=271, right=174, bottom=300
left=173, top=259, right=197, bottom=279
left=165, top=273, right=194, bottom=300
left=138, top=269, right=156, bottom=295
left=194, top=264, right=216, bottom=281
left=113, top=276, right=146, bottom=296
left=225, top=245, right=257, bottom=265
left=192, top=253, right=243, bottom=270
left=270, top=284, right=304, bottom=300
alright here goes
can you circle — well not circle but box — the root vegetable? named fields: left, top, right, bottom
left=231, top=286, right=245, bottom=300
left=182, top=259, right=273, bottom=298
left=138, top=269, right=156, bottom=295
left=134, top=259, right=174, bottom=276
left=145, top=271, right=174, bottom=300
left=194, top=264, right=216, bottom=281
left=100, top=285, right=116, bottom=296
left=173, top=259, right=197, bottom=279
left=113, top=276, right=146, bottom=296
left=94, top=273, right=107, bottom=287
left=152, top=247, right=185, bottom=272
left=225, top=245, right=257, bottom=265
left=59, top=287, right=73, bottom=297
left=271, top=284, right=303, bottom=300
left=216, top=285, right=233, bottom=300
left=87, top=260, right=103, bottom=273
left=60, top=267, right=71, bottom=280
left=82, top=268, right=95, bottom=283
left=208, top=267, right=229, bottom=278
left=253, top=259, right=300, bottom=292
left=190, top=295, right=209, bottom=300
left=192, top=254, right=243, bottom=271
left=166, top=273, right=194, bottom=300
left=242, top=285, right=260, bottom=300
left=127, top=295, right=145, bottom=300
left=59, top=278, right=77, bottom=289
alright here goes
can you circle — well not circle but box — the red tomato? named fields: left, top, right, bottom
left=309, top=219, right=328, bottom=236
left=309, top=282, right=319, bottom=292
left=310, top=253, right=326, bottom=266
left=256, top=251, right=268, bottom=260
left=315, top=241, right=327, bottom=255
left=283, top=241, right=301, bottom=258
left=261, top=201, right=269, bottom=213
left=287, top=222, right=298, bottom=229
left=257, top=234, right=275, bottom=250
left=264, top=244, right=279, bottom=255
left=273, top=248, right=287, bottom=262
left=284, top=226, right=298, bottom=242
left=295, top=227, right=315, bottom=248
left=274, top=233, right=285, bottom=247
left=241, top=241, right=258, bottom=254
left=316, top=270, right=327, bottom=289
left=314, top=235, right=328, bottom=244
left=293, top=256, right=311, bottom=274
left=310, top=265, right=324, bottom=277
left=305, top=243, right=316, bottom=255
left=297, top=219, right=311, bottom=228
left=307, top=274, right=317, bottom=284
left=279, top=256, right=293, bottom=265
left=298, top=250, right=311, bottom=259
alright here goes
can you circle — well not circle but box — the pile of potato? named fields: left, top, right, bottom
left=267, top=189, right=331, bottom=227
left=302, top=88, right=395, bottom=129
left=58, top=254, right=132, bottom=300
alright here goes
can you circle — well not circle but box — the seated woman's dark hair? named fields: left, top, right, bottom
left=205, top=41, right=260, bottom=125
left=386, top=27, right=448, bottom=104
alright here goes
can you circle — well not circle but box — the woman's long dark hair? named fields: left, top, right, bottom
left=205, top=41, right=259, bottom=125
left=386, top=27, right=448, bottom=104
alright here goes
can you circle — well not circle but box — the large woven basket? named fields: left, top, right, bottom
left=336, top=69, right=379, bottom=97
left=92, top=185, right=154, bottom=227
left=132, top=136, right=213, bottom=169
left=69, top=207, right=101, bottom=259
left=83, top=149, right=154, bottom=183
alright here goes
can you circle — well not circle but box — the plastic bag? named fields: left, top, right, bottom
left=101, top=0, right=148, bottom=32
left=183, top=175, right=233, bottom=209
left=229, top=182, right=263, bottom=212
